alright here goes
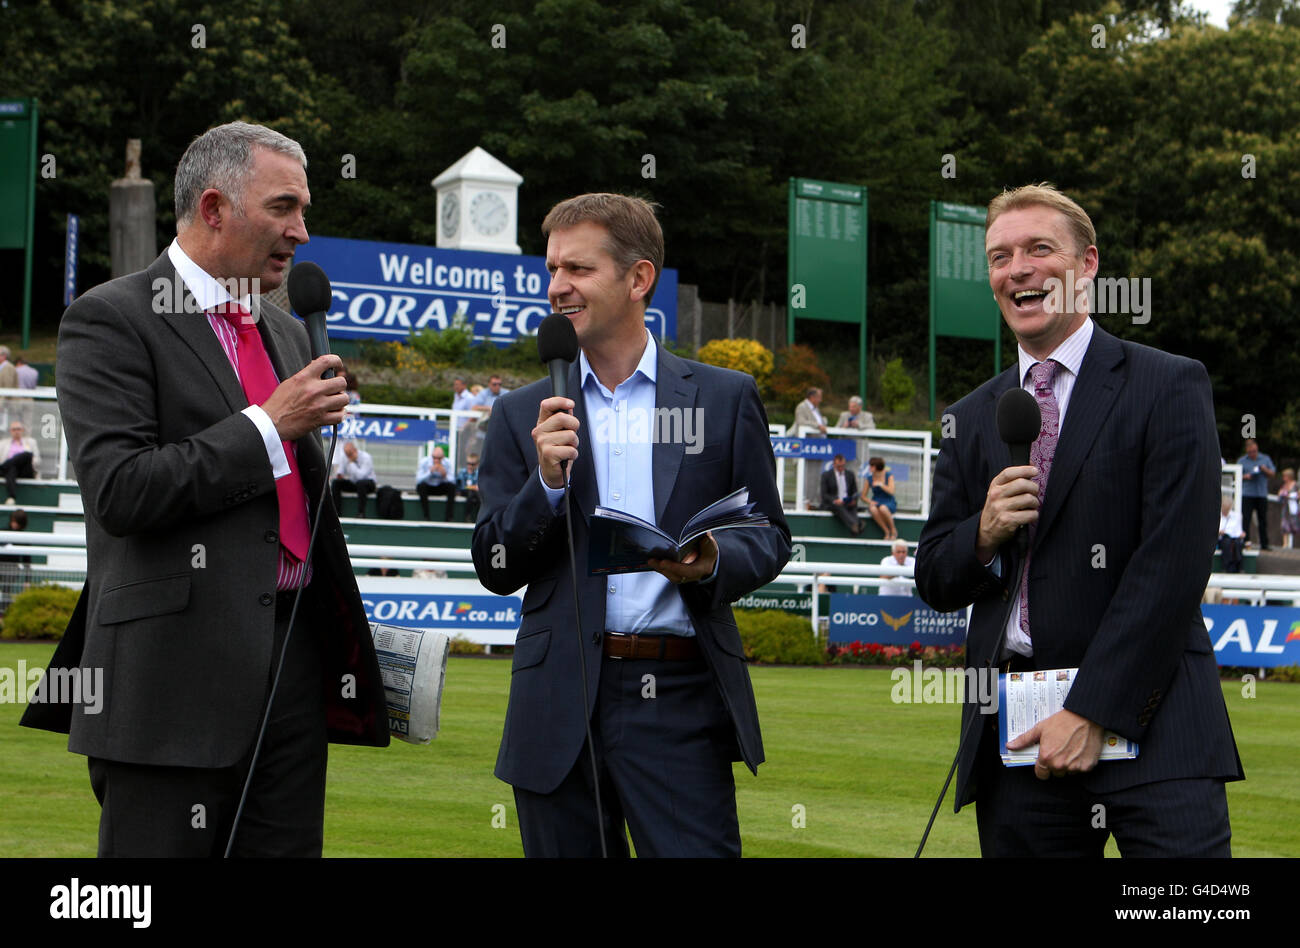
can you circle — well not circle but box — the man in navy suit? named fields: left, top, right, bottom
left=472, top=193, right=790, bottom=857
left=916, top=183, right=1242, bottom=857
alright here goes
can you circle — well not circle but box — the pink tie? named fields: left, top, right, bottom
left=1019, top=359, right=1060, bottom=638
left=215, top=303, right=312, bottom=562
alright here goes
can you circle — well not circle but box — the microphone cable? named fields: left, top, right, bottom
left=225, top=423, right=339, bottom=858
left=914, top=534, right=1025, bottom=858
left=559, top=458, right=608, bottom=858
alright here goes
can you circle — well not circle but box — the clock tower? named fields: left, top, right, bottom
left=432, top=146, right=523, bottom=254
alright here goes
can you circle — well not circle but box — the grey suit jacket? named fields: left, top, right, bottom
left=471, top=347, right=792, bottom=794
left=21, top=252, right=389, bottom=766
left=916, top=324, right=1242, bottom=809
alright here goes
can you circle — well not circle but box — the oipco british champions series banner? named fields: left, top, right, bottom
left=828, top=596, right=1300, bottom=668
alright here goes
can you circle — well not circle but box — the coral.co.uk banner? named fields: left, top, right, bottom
left=1203, top=605, right=1300, bottom=668
left=322, top=416, right=447, bottom=444
left=771, top=438, right=859, bottom=461
left=295, top=235, right=678, bottom=345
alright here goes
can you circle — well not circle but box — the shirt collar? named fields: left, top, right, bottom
left=579, top=328, right=656, bottom=397
left=1017, top=316, right=1093, bottom=385
left=167, top=238, right=254, bottom=312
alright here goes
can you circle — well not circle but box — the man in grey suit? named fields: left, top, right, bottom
left=916, top=183, right=1242, bottom=857
left=793, top=387, right=828, bottom=511
left=473, top=193, right=790, bottom=857
left=21, top=122, right=389, bottom=856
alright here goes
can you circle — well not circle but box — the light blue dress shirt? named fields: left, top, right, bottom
left=540, top=331, right=706, bottom=636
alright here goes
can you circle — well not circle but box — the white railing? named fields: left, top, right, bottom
left=793, top=425, right=933, bottom=517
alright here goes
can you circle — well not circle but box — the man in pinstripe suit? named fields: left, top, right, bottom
left=917, top=184, right=1242, bottom=857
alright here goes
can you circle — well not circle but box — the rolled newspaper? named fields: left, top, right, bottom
left=370, top=622, right=450, bottom=745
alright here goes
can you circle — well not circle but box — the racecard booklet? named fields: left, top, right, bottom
left=999, top=667, right=1138, bottom=766
left=588, top=486, right=770, bottom=575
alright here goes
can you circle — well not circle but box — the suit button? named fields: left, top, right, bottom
left=259, top=592, right=274, bottom=606
left=265, top=530, right=278, bottom=543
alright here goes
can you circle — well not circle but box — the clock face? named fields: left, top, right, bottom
left=470, top=190, right=509, bottom=237
left=441, top=192, right=460, bottom=239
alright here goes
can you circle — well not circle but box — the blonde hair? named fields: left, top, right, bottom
left=987, top=182, right=1096, bottom=256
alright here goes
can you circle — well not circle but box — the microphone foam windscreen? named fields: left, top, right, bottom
left=287, top=261, right=332, bottom=316
left=996, top=387, right=1042, bottom=446
left=537, top=312, right=579, bottom=364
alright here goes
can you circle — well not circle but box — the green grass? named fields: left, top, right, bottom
left=2, top=644, right=1296, bottom=857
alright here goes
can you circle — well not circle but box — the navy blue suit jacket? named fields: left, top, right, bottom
left=471, top=346, right=791, bottom=794
left=916, top=324, right=1243, bottom=810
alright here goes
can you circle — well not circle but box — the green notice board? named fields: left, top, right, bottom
left=0, top=100, right=34, bottom=249
left=929, top=201, right=999, bottom=419
left=0, top=98, right=37, bottom=346
left=787, top=177, right=868, bottom=396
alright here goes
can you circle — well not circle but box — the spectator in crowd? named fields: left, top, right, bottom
left=473, top=374, right=509, bottom=418
left=819, top=453, right=862, bottom=535
left=451, top=376, right=476, bottom=422
left=836, top=395, right=875, bottom=430
left=794, top=387, right=828, bottom=511
left=1237, top=438, right=1276, bottom=550
left=13, top=356, right=38, bottom=390
left=0, top=347, right=17, bottom=390
left=1218, top=497, right=1245, bottom=573
left=457, top=453, right=481, bottom=523
left=1279, top=468, right=1299, bottom=550
left=0, top=421, right=39, bottom=505
left=878, top=539, right=915, bottom=596
left=332, top=440, right=376, bottom=517
left=415, top=446, right=458, bottom=521
left=860, top=455, right=898, bottom=540
left=0, top=507, right=30, bottom=610
left=342, top=370, right=362, bottom=406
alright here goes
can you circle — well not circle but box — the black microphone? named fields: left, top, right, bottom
left=537, top=312, right=579, bottom=400
left=996, top=387, right=1042, bottom=555
left=287, top=261, right=335, bottom=380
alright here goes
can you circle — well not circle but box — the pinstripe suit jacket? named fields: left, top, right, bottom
left=916, top=323, right=1243, bottom=810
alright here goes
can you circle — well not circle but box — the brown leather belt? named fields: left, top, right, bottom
left=603, top=632, right=701, bottom=661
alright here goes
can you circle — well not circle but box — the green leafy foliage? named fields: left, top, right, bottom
left=879, top=357, right=917, bottom=415
left=734, top=609, right=826, bottom=665
left=409, top=315, right=474, bottom=367
left=1, top=584, right=79, bottom=641
left=360, top=383, right=452, bottom=409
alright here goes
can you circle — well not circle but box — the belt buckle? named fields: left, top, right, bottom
left=608, top=631, right=626, bottom=660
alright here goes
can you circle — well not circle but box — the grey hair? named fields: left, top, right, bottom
left=0, top=346, right=10, bottom=361
left=849, top=395, right=862, bottom=408
left=174, top=122, right=307, bottom=226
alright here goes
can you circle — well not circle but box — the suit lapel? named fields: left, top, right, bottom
left=654, top=349, right=698, bottom=527
left=1034, top=326, right=1126, bottom=546
left=151, top=254, right=247, bottom=414
left=259, top=305, right=298, bottom=383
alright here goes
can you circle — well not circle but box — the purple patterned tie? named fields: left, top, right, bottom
left=1019, top=359, right=1060, bottom=639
